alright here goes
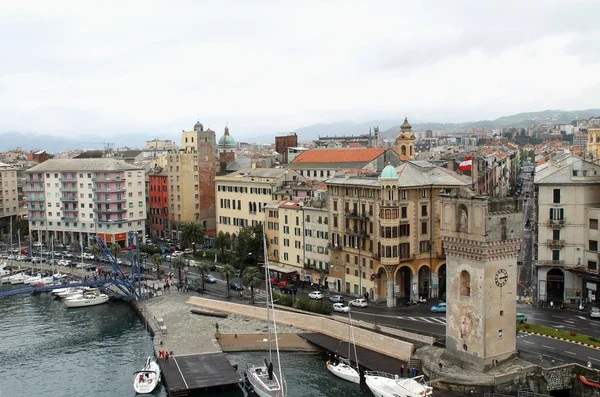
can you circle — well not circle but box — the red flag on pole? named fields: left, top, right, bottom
left=458, top=156, right=472, bottom=171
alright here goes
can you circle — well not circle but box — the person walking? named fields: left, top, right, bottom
left=165, top=351, right=170, bottom=362
left=400, top=365, right=405, bottom=377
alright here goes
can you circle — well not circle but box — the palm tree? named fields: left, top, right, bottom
left=242, top=266, right=263, bottom=304
left=195, top=261, right=211, bottom=294
left=91, top=244, right=100, bottom=262
left=180, top=222, right=205, bottom=255
left=151, top=253, right=163, bottom=279
left=214, top=231, right=231, bottom=261
left=70, top=241, right=81, bottom=253
left=109, top=243, right=121, bottom=260
left=172, top=257, right=186, bottom=287
left=220, top=263, right=236, bottom=299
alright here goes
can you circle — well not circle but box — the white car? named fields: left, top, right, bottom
left=350, top=298, right=368, bottom=308
left=308, top=291, right=323, bottom=300
left=58, top=259, right=70, bottom=266
left=332, top=303, right=350, bottom=313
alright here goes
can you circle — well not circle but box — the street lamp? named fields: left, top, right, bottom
left=238, top=252, right=252, bottom=282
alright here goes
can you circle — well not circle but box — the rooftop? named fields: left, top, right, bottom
left=291, top=148, right=386, bottom=164
left=26, top=158, right=142, bottom=172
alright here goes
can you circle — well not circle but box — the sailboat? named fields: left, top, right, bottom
left=326, top=311, right=360, bottom=384
left=244, top=226, right=287, bottom=397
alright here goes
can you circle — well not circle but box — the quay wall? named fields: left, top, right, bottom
left=188, top=296, right=414, bottom=362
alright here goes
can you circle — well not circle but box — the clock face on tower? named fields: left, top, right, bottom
left=495, top=268, right=508, bottom=287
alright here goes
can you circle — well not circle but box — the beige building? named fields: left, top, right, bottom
left=302, top=192, right=332, bottom=288
left=586, top=124, right=600, bottom=159
left=534, top=156, right=600, bottom=304
left=215, top=168, right=304, bottom=238
left=25, top=158, right=146, bottom=246
left=326, top=161, right=470, bottom=305
left=0, top=162, right=22, bottom=235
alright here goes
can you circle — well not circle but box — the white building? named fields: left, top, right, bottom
left=302, top=195, right=333, bottom=289
left=25, top=158, right=146, bottom=247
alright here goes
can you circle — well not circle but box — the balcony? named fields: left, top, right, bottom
left=92, top=187, right=126, bottom=193
left=92, top=177, right=122, bottom=182
left=60, top=187, right=78, bottom=192
left=345, top=211, right=367, bottom=219
left=24, top=196, right=45, bottom=202
left=23, top=186, right=44, bottom=192
left=381, top=200, right=399, bottom=207
left=93, top=197, right=126, bottom=203
left=94, top=207, right=127, bottom=213
left=379, top=217, right=399, bottom=226
left=537, top=260, right=566, bottom=267
left=399, top=255, right=415, bottom=262
left=59, top=177, right=77, bottom=182
left=60, top=196, right=78, bottom=202
left=28, top=215, right=46, bottom=221
left=380, top=237, right=399, bottom=245
left=547, top=219, right=566, bottom=228
left=95, top=218, right=128, bottom=224
left=547, top=239, right=565, bottom=248
left=327, top=243, right=342, bottom=251
left=61, top=216, right=78, bottom=221
left=380, top=256, right=398, bottom=266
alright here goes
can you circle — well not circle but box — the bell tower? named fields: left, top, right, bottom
left=440, top=190, right=522, bottom=369
left=395, top=118, right=415, bottom=160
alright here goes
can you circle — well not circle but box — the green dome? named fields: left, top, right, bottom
left=380, top=164, right=398, bottom=180
left=218, top=126, right=237, bottom=148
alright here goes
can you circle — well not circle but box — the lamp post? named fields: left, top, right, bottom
left=238, top=252, right=252, bottom=283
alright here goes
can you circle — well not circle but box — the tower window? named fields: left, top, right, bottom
left=460, top=270, right=471, bottom=296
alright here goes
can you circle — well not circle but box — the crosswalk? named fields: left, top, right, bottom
left=396, top=315, right=446, bottom=325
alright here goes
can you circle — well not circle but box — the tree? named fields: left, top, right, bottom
left=242, top=266, right=263, bottom=304
left=195, top=261, right=211, bottom=294
left=220, top=263, right=236, bottom=299
left=236, top=224, right=265, bottom=269
left=109, top=243, right=121, bottom=259
left=91, top=244, right=100, bottom=262
left=70, top=241, right=82, bottom=253
left=172, top=257, right=186, bottom=286
left=214, top=231, right=231, bottom=259
left=180, top=222, right=205, bottom=254
left=151, top=253, right=163, bottom=279
left=13, top=217, right=29, bottom=241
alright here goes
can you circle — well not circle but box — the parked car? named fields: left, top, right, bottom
left=203, top=275, right=217, bottom=284
left=332, top=303, right=350, bottom=313
left=184, top=248, right=193, bottom=255
left=516, top=313, right=528, bottom=324
left=590, top=307, right=600, bottom=319
left=269, top=277, right=279, bottom=285
left=279, top=284, right=298, bottom=294
left=430, top=302, right=447, bottom=313
left=229, top=282, right=244, bottom=291
left=277, top=280, right=288, bottom=288
left=308, top=291, right=323, bottom=300
left=329, top=295, right=344, bottom=303
left=350, top=298, right=368, bottom=308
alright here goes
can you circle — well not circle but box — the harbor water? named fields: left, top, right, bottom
left=0, top=286, right=375, bottom=397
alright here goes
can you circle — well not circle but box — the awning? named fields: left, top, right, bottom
left=326, top=276, right=337, bottom=284
left=266, top=262, right=298, bottom=274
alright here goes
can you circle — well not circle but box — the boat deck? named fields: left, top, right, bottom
left=160, top=352, right=242, bottom=396
left=299, top=332, right=407, bottom=373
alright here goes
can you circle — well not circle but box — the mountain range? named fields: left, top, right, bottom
left=2, top=109, right=599, bottom=153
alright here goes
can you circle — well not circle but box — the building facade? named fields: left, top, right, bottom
left=25, top=158, right=146, bottom=246
left=302, top=197, right=331, bottom=287
left=148, top=169, right=169, bottom=239
left=0, top=162, right=22, bottom=235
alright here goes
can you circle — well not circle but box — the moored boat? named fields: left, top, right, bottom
left=63, top=291, right=109, bottom=308
left=133, top=356, right=161, bottom=394
left=9, top=272, right=28, bottom=285
left=364, top=372, right=433, bottom=397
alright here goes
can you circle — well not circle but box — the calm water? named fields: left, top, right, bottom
left=0, top=286, right=374, bottom=397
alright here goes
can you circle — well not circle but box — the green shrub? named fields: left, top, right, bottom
left=295, top=298, right=311, bottom=311
left=590, top=336, right=600, bottom=343
left=309, top=300, right=333, bottom=315
left=273, top=293, right=294, bottom=307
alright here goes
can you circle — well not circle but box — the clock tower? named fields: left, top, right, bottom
left=440, top=190, right=523, bottom=369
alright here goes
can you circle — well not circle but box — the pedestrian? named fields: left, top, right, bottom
left=400, top=364, right=404, bottom=377
left=165, top=351, right=169, bottom=362
left=412, top=366, right=417, bottom=377
left=158, top=350, right=164, bottom=359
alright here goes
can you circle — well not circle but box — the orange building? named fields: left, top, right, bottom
left=149, top=169, right=169, bottom=239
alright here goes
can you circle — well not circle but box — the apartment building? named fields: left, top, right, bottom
left=24, top=158, right=146, bottom=246
left=586, top=124, right=600, bottom=159
left=326, top=161, right=470, bottom=306
left=534, top=157, right=600, bottom=304
left=302, top=193, right=332, bottom=288
left=166, top=121, right=216, bottom=238
left=0, top=162, right=21, bottom=234
left=148, top=168, right=169, bottom=239
left=264, top=200, right=305, bottom=278
left=214, top=168, right=304, bottom=237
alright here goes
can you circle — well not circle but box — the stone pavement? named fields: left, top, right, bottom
left=143, top=289, right=302, bottom=357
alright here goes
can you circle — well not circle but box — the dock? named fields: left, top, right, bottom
left=299, top=332, right=407, bottom=372
left=159, top=352, right=242, bottom=396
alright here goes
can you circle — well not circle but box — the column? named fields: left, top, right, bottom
left=431, top=272, right=438, bottom=299
left=387, top=274, right=395, bottom=308
left=411, top=274, right=419, bottom=302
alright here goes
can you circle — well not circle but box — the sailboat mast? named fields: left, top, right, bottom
left=262, top=225, right=273, bottom=362
left=349, top=312, right=359, bottom=369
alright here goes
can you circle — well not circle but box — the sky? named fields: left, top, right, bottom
left=1, top=0, right=599, bottom=143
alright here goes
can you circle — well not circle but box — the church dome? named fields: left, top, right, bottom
left=218, top=125, right=237, bottom=148
left=380, top=163, right=399, bottom=180
left=396, top=117, right=415, bottom=140
left=194, top=121, right=204, bottom=132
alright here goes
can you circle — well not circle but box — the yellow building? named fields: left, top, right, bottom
left=587, top=124, right=600, bottom=159
left=326, top=161, right=470, bottom=306
left=264, top=200, right=304, bottom=279
left=214, top=168, right=304, bottom=238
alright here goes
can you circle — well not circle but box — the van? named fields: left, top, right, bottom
left=516, top=313, right=527, bottom=324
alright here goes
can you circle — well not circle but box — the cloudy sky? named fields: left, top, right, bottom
left=0, top=0, right=599, bottom=142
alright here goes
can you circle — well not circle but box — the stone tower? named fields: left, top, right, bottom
left=395, top=118, right=415, bottom=160
left=440, top=190, right=522, bottom=369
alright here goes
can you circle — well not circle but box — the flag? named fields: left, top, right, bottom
left=458, top=156, right=472, bottom=171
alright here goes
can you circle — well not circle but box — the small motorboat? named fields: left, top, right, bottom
left=364, top=372, right=433, bottom=397
left=327, top=359, right=360, bottom=384
left=133, top=356, right=161, bottom=394
left=64, top=291, right=109, bottom=308
left=9, top=272, right=29, bottom=285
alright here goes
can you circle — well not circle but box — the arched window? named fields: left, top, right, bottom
left=401, top=145, right=407, bottom=155
left=460, top=270, right=471, bottom=296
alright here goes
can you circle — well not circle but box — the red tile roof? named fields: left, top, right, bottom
left=291, top=148, right=386, bottom=163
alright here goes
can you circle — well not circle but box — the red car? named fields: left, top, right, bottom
left=269, top=278, right=279, bottom=285
left=124, top=244, right=137, bottom=250
left=278, top=280, right=288, bottom=288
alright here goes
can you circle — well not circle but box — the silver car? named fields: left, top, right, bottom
left=590, top=307, right=600, bottom=319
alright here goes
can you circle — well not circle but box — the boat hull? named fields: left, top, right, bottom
left=245, top=365, right=286, bottom=397
left=327, top=363, right=360, bottom=384
left=133, top=357, right=161, bottom=394
left=364, top=373, right=433, bottom=397
left=64, top=294, right=109, bottom=308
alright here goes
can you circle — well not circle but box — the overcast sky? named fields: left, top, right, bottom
left=1, top=0, right=599, bottom=141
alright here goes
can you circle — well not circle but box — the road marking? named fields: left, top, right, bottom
left=521, top=340, right=534, bottom=344
left=551, top=315, right=563, bottom=319
left=589, top=357, right=600, bottom=363
left=566, top=351, right=577, bottom=355
left=407, top=317, right=418, bottom=322
left=564, top=320, right=575, bottom=324
left=418, top=317, right=434, bottom=323
left=431, top=318, right=446, bottom=325
left=578, top=316, right=587, bottom=320
left=542, top=345, right=555, bottom=350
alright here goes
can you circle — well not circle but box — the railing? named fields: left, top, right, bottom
left=327, top=244, right=342, bottom=251
left=537, top=260, right=566, bottom=266
left=92, top=177, right=122, bottom=182
left=61, top=208, right=78, bottom=212
left=94, top=207, right=127, bottom=213
left=59, top=187, right=78, bottom=192
left=95, top=218, right=128, bottom=224
left=24, top=197, right=45, bottom=202
left=92, top=187, right=126, bottom=193
left=546, top=239, right=565, bottom=247
left=59, top=177, right=77, bottom=182
left=381, top=200, right=399, bottom=207
left=399, top=255, right=415, bottom=262
left=60, top=196, right=78, bottom=202
left=547, top=219, right=565, bottom=228
left=28, top=216, right=46, bottom=221
left=23, top=186, right=44, bottom=192
left=61, top=216, right=78, bottom=221
left=93, top=198, right=126, bottom=203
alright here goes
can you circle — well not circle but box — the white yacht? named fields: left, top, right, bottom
left=364, top=372, right=433, bottom=397
left=23, top=273, right=43, bottom=285
left=9, top=272, right=29, bottom=285
left=133, top=356, right=161, bottom=394
left=326, top=311, right=360, bottom=384
left=64, top=291, right=109, bottom=308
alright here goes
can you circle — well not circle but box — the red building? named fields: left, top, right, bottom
left=149, top=169, right=169, bottom=239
